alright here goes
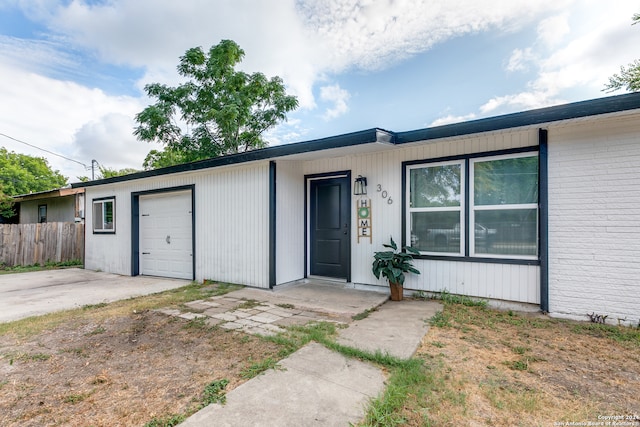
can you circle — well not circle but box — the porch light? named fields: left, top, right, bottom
left=353, top=175, right=368, bottom=195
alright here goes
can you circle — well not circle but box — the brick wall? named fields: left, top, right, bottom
left=548, top=114, right=640, bottom=327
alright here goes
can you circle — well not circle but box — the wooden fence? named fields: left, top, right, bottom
left=0, top=222, right=84, bottom=267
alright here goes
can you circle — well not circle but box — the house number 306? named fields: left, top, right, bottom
left=376, top=184, right=393, bottom=204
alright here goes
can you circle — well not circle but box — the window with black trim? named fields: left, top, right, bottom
left=38, top=205, right=47, bottom=223
left=408, top=161, right=464, bottom=255
left=93, top=198, right=115, bottom=233
left=406, top=152, right=539, bottom=261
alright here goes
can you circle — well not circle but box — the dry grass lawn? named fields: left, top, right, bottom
left=1, top=281, right=639, bottom=427
left=0, top=282, right=290, bottom=427
left=404, top=301, right=640, bottom=426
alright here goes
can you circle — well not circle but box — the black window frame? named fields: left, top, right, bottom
left=38, top=204, right=47, bottom=223
left=402, top=146, right=541, bottom=266
left=92, top=196, right=116, bottom=234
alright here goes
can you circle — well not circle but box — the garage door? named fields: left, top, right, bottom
left=139, top=191, right=193, bottom=280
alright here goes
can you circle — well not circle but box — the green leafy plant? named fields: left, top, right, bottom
left=144, top=414, right=186, bottom=427
left=201, top=379, right=229, bottom=406
left=372, top=237, right=420, bottom=285
left=240, top=358, right=281, bottom=379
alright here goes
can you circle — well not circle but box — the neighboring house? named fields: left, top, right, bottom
left=13, top=187, right=85, bottom=224
left=72, top=93, right=640, bottom=326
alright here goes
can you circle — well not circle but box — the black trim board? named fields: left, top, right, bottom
left=269, top=161, right=276, bottom=289
left=74, top=129, right=389, bottom=188
left=539, top=129, right=549, bottom=312
left=130, top=185, right=195, bottom=280
left=395, top=92, right=640, bottom=144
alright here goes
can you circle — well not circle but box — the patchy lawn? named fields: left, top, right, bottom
left=396, top=298, right=640, bottom=426
left=3, top=283, right=639, bottom=427
left=0, top=282, right=290, bottom=427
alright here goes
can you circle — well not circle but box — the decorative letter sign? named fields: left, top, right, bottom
left=357, top=198, right=372, bottom=243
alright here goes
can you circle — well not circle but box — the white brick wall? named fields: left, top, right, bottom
left=548, top=114, right=640, bottom=326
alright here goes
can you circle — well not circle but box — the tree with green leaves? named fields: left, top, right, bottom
left=604, top=13, right=640, bottom=92
left=0, top=148, right=68, bottom=218
left=77, top=165, right=140, bottom=182
left=142, top=148, right=186, bottom=170
left=135, top=39, right=299, bottom=169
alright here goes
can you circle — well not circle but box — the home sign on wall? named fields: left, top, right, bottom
left=357, top=197, right=372, bottom=243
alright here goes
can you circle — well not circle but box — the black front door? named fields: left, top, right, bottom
left=310, top=177, right=350, bottom=280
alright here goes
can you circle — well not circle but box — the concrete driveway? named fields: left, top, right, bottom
left=0, top=268, right=190, bottom=323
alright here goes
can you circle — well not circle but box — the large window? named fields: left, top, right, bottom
left=471, top=154, right=538, bottom=258
left=406, top=151, right=539, bottom=261
left=93, top=198, right=115, bottom=233
left=408, top=161, right=464, bottom=255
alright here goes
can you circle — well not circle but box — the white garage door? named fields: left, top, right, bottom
left=139, top=191, right=193, bottom=280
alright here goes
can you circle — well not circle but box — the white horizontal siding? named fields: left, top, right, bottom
left=303, top=128, right=540, bottom=304
left=548, top=115, right=640, bottom=325
left=404, top=260, right=539, bottom=303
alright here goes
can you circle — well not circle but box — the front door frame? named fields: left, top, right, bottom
left=304, top=170, right=351, bottom=282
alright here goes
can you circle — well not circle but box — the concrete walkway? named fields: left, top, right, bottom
left=0, top=268, right=190, bottom=323
left=178, top=283, right=442, bottom=427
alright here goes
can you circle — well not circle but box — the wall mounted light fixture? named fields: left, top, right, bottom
left=353, top=175, right=368, bottom=195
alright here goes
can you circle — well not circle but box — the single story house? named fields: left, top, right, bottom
left=13, top=187, right=85, bottom=224
left=73, top=92, right=640, bottom=326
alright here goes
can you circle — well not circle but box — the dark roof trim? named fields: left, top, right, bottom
left=72, top=92, right=640, bottom=188
left=396, top=92, right=640, bottom=144
left=73, top=128, right=392, bottom=188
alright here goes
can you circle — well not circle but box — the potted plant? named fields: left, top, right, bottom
left=372, top=237, right=421, bottom=301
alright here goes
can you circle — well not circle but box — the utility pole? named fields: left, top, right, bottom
left=91, top=159, right=98, bottom=180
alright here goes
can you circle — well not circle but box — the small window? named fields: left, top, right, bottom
left=38, top=205, right=47, bottom=223
left=93, top=198, right=115, bottom=233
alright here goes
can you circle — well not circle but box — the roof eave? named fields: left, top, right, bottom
left=13, top=187, right=83, bottom=202
left=396, top=92, right=640, bottom=144
left=72, top=128, right=391, bottom=188
left=70, top=92, right=640, bottom=189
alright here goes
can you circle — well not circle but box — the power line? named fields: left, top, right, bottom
left=0, top=132, right=89, bottom=169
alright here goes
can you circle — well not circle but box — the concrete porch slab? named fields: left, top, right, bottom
left=229, top=280, right=389, bottom=319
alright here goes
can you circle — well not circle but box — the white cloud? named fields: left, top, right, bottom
left=482, top=0, right=640, bottom=114
left=298, top=0, right=573, bottom=70
left=46, top=0, right=322, bottom=109
left=71, top=113, right=150, bottom=173
left=0, top=62, right=145, bottom=181
left=537, top=14, right=570, bottom=47
left=506, top=48, right=535, bottom=72
left=263, top=118, right=308, bottom=146
left=27, top=0, right=575, bottom=109
left=320, top=84, right=350, bottom=120
left=4, top=0, right=637, bottom=182
left=480, top=91, right=563, bottom=114
left=0, top=35, right=74, bottom=75
left=430, top=113, right=477, bottom=127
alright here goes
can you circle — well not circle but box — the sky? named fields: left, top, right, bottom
left=0, top=0, right=639, bottom=183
